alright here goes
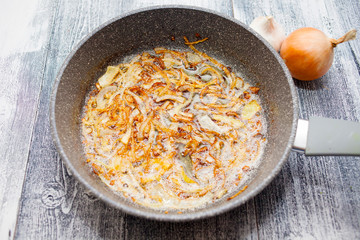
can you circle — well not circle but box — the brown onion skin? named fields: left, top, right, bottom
left=280, top=27, right=334, bottom=81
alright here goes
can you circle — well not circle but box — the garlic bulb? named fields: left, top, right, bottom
left=250, top=16, right=286, bottom=52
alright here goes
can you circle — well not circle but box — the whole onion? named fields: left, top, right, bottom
left=280, top=27, right=357, bottom=81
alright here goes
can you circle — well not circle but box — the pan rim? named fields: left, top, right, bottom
left=50, top=5, right=299, bottom=221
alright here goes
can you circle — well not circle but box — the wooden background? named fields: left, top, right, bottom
left=1, top=0, right=359, bottom=239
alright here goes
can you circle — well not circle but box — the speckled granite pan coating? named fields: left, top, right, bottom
left=50, top=6, right=298, bottom=221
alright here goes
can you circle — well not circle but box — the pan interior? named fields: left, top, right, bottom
left=52, top=7, right=296, bottom=220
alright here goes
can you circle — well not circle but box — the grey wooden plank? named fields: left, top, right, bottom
left=0, top=1, right=56, bottom=239
left=14, top=0, right=129, bottom=239
left=120, top=0, right=233, bottom=16
left=121, top=202, right=257, bottom=240
left=233, top=0, right=360, bottom=239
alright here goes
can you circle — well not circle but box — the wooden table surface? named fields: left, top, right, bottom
left=1, top=0, right=359, bottom=239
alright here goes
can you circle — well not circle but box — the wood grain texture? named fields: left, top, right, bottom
left=2, top=0, right=359, bottom=239
left=234, top=0, right=360, bottom=239
left=120, top=0, right=233, bottom=16
left=0, top=1, right=55, bottom=239
left=13, top=1, right=128, bottom=239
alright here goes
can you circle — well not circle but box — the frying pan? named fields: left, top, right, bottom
left=50, top=6, right=360, bottom=221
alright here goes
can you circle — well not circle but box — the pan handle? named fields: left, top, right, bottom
left=293, top=116, right=360, bottom=155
